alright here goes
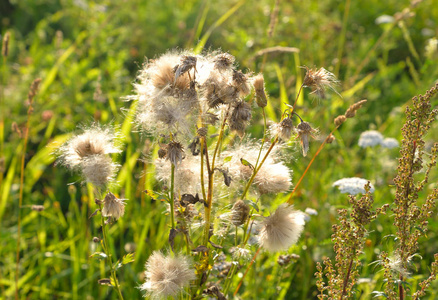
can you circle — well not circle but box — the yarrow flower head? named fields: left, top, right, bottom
left=57, top=124, right=121, bottom=186
left=140, top=251, right=195, bottom=299
left=381, top=137, right=399, bottom=149
left=102, top=192, right=126, bottom=219
left=258, top=204, right=305, bottom=252
left=333, top=177, right=375, bottom=195
left=358, top=130, right=384, bottom=148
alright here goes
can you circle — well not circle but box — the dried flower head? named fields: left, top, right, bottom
left=253, top=74, right=268, bottom=108
left=229, top=100, right=252, bottom=136
left=232, top=70, right=251, bottom=97
left=258, top=205, right=305, bottom=252
left=303, top=66, right=340, bottom=99
left=334, top=115, right=346, bottom=126
left=231, top=200, right=250, bottom=226
left=223, top=142, right=291, bottom=194
left=167, top=141, right=184, bottom=166
left=102, top=192, right=126, bottom=220
left=57, top=125, right=121, bottom=186
left=271, top=117, right=294, bottom=141
left=296, top=121, right=316, bottom=157
left=333, top=177, right=375, bottom=195
left=345, top=99, right=367, bottom=118
left=358, top=130, right=384, bottom=148
left=141, top=252, right=195, bottom=299
left=213, top=52, right=235, bottom=71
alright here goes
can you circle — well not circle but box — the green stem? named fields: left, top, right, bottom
left=170, top=164, right=176, bottom=229
left=100, top=205, right=124, bottom=300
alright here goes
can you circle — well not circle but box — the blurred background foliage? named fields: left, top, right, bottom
left=1, top=0, right=438, bottom=298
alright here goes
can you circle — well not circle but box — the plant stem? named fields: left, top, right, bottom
left=100, top=205, right=124, bottom=300
left=170, top=163, right=176, bottom=229
left=287, top=126, right=340, bottom=204
left=15, top=79, right=40, bottom=300
left=340, top=254, right=354, bottom=300
left=233, top=246, right=262, bottom=296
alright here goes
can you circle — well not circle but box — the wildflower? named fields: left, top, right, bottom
left=166, top=141, right=184, bottom=166
left=232, top=70, right=251, bottom=97
left=296, top=121, right=316, bottom=157
left=213, top=52, right=235, bottom=71
left=381, top=137, right=399, bottom=149
left=253, top=73, right=268, bottom=108
left=258, top=205, right=305, bottom=252
left=140, top=252, right=195, bottom=299
left=102, top=192, right=126, bottom=220
left=271, top=117, right=294, bottom=141
left=57, top=125, right=120, bottom=186
left=231, top=200, right=250, bottom=226
left=333, top=177, right=375, bottom=195
left=358, top=130, right=384, bottom=148
left=303, top=66, right=340, bottom=99
left=229, top=100, right=252, bottom=136
left=82, top=155, right=117, bottom=186
left=223, top=142, right=291, bottom=194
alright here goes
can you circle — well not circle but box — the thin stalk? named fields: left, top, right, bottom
left=287, top=126, right=340, bottom=204
left=334, top=0, right=351, bottom=77
left=170, top=164, right=176, bottom=229
left=15, top=79, right=40, bottom=300
left=340, top=254, right=354, bottom=300
left=241, top=136, right=279, bottom=200
left=203, top=107, right=229, bottom=244
left=253, top=108, right=268, bottom=170
left=199, top=137, right=207, bottom=207
left=100, top=206, right=124, bottom=300
left=233, top=246, right=262, bottom=296
left=291, top=83, right=304, bottom=113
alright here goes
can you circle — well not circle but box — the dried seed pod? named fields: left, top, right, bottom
left=231, top=200, right=250, bottom=226
left=334, top=115, right=347, bottom=126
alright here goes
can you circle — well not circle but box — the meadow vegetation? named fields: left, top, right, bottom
left=1, top=0, right=438, bottom=299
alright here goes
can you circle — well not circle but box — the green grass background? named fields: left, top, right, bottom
left=1, top=0, right=438, bottom=298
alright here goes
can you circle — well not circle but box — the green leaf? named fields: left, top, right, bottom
left=243, top=200, right=259, bottom=212
left=122, top=253, right=135, bottom=265
left=223, top=156, right=233, bottom=163
left=240, top=158, right=254, bottom=170
left=90, top=252, right=107, bottom=261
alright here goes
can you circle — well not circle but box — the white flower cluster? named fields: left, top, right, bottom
left=332, top=177, right=375, bottom=195
left=358, top=130, right=399, bottom=149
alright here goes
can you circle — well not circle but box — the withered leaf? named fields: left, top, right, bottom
left=89, top=209, right=100, bottom=219
left=169, top=228, right=179, bottom=253
left=192, top=245, right=209, bottom=253
left=209, top=240, right=223, bottom=249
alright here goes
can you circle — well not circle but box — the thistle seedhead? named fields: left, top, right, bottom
left=102, top=192, right=126, bottom=220
left=258, top=205, right=305, bottom=252
left=253, top=73, right=268, bottom=108
left=231, top=200, right=250, bottom=226
left=303, top=66, right=339, bottom=99
left=229, top=100, right=252, bottom=136
left=213, top=52, right=235, bottom=71
left=167, top=141, right=184, bottom=166
left=141, top=252, right=196, bottom=299
left=296, top=121, right=316, bottom=157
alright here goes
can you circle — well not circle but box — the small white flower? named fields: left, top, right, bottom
left=333, top=177, right=375, bottom=195
left=358, top=130, right=384, bottom=148
left=381, top=137, right=399, bottom=149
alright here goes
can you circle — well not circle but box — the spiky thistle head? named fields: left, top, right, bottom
left=303, top=66, right=340, bottom=99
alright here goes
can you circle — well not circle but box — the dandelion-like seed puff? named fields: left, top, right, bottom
left=102, top=192, right=126, bottom=220
left=140, top=252, right=196, bottom=299
left=57, top=124, right=121, bottom=186
left=303, top=66, right=340, bottom=99
left=258, top=205, right=305, bottom=252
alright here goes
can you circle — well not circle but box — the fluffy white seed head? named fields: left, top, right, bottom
left=102, top=192, right=126, bottom=219
left=81, top=155, right=118, bottom=187
left=141, top=252, right=196, bottom=299
left=258, top=205, right=305, bottom=252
